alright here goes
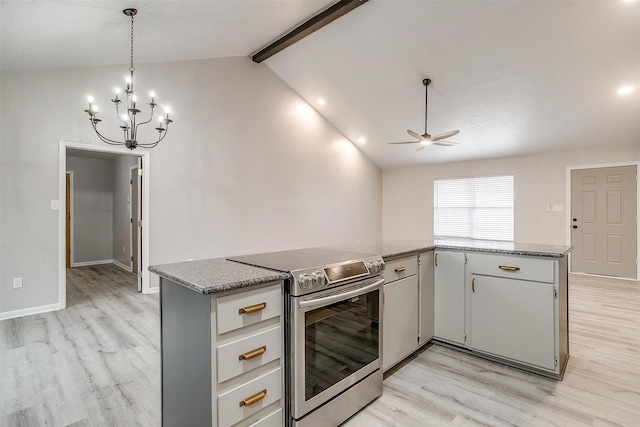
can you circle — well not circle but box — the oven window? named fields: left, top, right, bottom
left=304, top=289, right=380, bottom=401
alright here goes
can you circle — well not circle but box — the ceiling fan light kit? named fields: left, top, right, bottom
left=389, top=78, right=459, bottom=152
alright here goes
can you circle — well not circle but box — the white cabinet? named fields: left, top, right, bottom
left=418, top=251, right=434, bottom=346
left=382, top=255, right=419, bottom=371
left=433, top=250, right=466, bottom=346
left=470, top=274, right=556, bottom=370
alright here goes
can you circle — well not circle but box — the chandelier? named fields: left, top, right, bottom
left=84, top=8, right=172, bottom=150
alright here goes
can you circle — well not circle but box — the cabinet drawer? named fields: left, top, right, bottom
left=383, top=255, right=418, bottom=283
left=217, top=284, right=282, bottom=334
left=218, top=367, right=282, bottom=427
left=217, top=325, right=282, bottom=383
left=247, top=408, right=282, bottom=427
left=467, top=253, right=556, bottom=284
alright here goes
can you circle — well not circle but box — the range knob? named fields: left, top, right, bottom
left=299, top=274, right=313, bottom=289
left=377, top=260, right=385, bottom=272
left=367, top=261, right=379, bottom=273
left=312, top=272, right=326, bottom=287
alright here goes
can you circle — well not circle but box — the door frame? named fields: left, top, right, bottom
left=566, top=161, right=640, bottom=280
left=66, top=171, right=74, bottom=267
left=58, top=140, right=152, bottom=309
left=130, top=163, right=142, bottom=291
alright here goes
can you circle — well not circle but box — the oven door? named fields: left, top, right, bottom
left=291, top=277, right=383, bottom=420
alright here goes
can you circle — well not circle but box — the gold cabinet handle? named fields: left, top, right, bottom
left=498, top=265, right=520, bottom=272
left=472, top=277, right=475, bottom=292
left=239, top=346, right=266, bottom=361
left=394, top=267, right=406, bottom=273
left=239, top=302, right=266, bottom=314
left=239, top=389, right=267, bottom=407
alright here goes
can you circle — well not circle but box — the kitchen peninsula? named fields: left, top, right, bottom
left=150, top=239, right=571, bottom=427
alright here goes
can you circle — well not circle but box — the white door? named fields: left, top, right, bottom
left=571, top=166, right=637, bottom=278
left=433, top=251, right=466, bottom=345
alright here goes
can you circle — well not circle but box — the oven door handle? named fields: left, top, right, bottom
left=297, top=278, right=384, bottom=309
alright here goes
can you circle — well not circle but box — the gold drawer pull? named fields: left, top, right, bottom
left=499, top=265, right=520, bottom=272
left=394, top=267, right=406, bottom=273
left=239, top=389, right=267, bottom=407
left=239, top=302, right=266, bottom=314
left=239, top=346, right=267, bottom=361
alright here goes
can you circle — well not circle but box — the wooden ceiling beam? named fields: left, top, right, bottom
left=251, top=0, right=369, bottom=63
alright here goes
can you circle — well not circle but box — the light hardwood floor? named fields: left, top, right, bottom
left=1, top=268, right=638, bottom=426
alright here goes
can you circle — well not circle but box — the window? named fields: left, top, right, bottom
left=434, top=175, right=514, bottom=241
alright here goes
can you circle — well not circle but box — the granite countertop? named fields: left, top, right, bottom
left=333, top=238, right=572, bottom=259
left=150, top=239, right=572, bottom=294
left=148, top=258, right=289, bottom=294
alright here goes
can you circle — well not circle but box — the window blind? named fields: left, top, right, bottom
left=434, top=175, right=514, bottom=241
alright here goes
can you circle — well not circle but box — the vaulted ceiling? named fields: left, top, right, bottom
left=2, top=0, right=638, bottom=169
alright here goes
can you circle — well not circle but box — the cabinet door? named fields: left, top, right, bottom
left=419, top=251, right=434, bottom=346
left=470, top=274, right=556, bottom=370
left=434, top=251, right=466, bottom=345
left=383, top=276, right=418, bottom=371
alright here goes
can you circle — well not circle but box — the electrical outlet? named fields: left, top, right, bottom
left=13, top=277, right=22, bottom=289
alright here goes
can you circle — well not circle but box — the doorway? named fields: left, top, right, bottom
left=58, top=141, right=151, bottom=310
left=130, top=163, right=141, bottom=292
left=570, top=164, right=638, bottom=279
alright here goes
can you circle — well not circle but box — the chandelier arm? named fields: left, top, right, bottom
left=90, top=120, right=128, bottom=145
left=115, top=103, right=129, bottom=126
left=134, top=106, right=155, bottom=133
left=136, top=126, right=169, bottom=148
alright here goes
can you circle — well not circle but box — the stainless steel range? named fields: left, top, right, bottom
left=229, top=247, right=385, bottom=427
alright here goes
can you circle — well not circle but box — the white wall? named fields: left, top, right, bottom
left=0, top=57, right=382, bottom=316
left=383, top=144, right=640, bottom=245
left=66, top=155, right=115, bottom=264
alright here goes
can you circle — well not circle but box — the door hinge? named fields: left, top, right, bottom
left=464, top=254, right=468, bottom=265
left=130, top=256, right=133, bottom=261
left=138, top=220, right=142, bottom=227
left=138, top=271, right=142, bottom=278
left=554, top=289, right=558, bottom=299
left=138, top=168, right=143, bottom=176
left=130, top=179, right=133, bottom=185
left=554, top=356, right=558, bottom=367
left=130, top=218, right=133, bottom=224
left=464, top=333, right=467, bottom=343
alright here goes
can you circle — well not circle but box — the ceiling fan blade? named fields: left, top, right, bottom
left=388, top=141, right=418, bottom=145
left=433, top=140, right=459, bottom=146
left=407, top=129, right=426, bottom=141
left=416, top=144, right=428, bottom=151
left=432, top=130, right=460, bottom=142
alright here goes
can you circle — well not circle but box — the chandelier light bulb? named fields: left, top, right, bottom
left=132, top=94, right=138, bottom=102
left=87, top=95, right=94, bottom=103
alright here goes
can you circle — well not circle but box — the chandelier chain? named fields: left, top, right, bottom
left=129, top=13, right=135, bottom=72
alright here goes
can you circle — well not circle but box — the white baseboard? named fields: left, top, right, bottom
left=147, top=287, right=160, bottom=294
left=72, top=259, right=113, bottom=267
left=0, top=303, right=61, bottom=321
left=112, top=259, right=133, bottom=272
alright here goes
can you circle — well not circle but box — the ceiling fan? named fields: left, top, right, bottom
left=389, top=78, right=460, bottom=151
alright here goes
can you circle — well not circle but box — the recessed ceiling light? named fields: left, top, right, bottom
left=358, top=137, right=366, bottom=144
left=617, top=86, right=635, bottom=95
left=317, top=98, right=326, bottom=105
left=620, top=0, right=636, bottom=3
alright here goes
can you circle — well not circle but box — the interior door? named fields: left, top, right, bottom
left=571, top=165, right=637, bottom=278
left=66, top=173, right=71, bottom=268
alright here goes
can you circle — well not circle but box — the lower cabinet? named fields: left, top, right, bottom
left=161, top=279, right=285, bottom=427
left=382, top=275, right=419, bottom=371
left=433, top=250, right=466, bottom=346
left=470, top=274, right=556, bottom=370
left=382, top=254, right=419, bottom=371
left=418, top=251, right=434, bottom=346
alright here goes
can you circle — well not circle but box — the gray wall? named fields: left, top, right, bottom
left=66, top=155, right=115, bottom=264
left=0, top=57, right=383, bottom=315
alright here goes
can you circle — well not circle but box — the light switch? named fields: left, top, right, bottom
left=51, top=200, right=60, bottom=210
left=553, top=204, right=564, bottom=212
